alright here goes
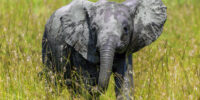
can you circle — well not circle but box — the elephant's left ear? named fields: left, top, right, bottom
left=60, top=0, right=99, bottom=63
left=123, top=0, right=167, bottom=53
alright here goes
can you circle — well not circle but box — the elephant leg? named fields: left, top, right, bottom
left=43, top=42, right=72, bottom=86
left=56, top=44, right=72, bottom=86
left=70, top=51, right=100, bottom=95
left=113, top=54, right=134, bottom=100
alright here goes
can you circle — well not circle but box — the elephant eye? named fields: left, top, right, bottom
left=122, top=21, right=129, bottom=34
left=91, top=23, right=98, bottom=32
left=92, top=26, right=96, bottom=31
left=123, top=26, right=129, bottom=34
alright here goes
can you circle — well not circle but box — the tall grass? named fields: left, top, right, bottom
left=0, top=0, right=200, bottom=99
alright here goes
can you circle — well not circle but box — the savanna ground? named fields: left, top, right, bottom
left=0, top=0, right=200, bottom=99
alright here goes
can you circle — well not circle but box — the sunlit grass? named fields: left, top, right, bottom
left=0, top=0, right=200, bottom=99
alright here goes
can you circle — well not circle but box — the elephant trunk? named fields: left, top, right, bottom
left=98, top=37, right=116, bottom=92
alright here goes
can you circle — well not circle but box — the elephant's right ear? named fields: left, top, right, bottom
left=60, top=0, right=99, bottom=63
left=123, top=0, right=167, bottom=53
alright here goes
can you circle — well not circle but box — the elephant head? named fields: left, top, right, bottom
left=58, top=0, right=167, bottom=92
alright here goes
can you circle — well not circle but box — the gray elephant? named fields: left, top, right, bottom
left=42, top=0, right=167, bottom=99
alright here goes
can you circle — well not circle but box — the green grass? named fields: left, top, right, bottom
left=0, top=0, right=200, bottom=99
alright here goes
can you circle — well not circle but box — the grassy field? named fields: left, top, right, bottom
left=0, top=0, right=200, bottom=99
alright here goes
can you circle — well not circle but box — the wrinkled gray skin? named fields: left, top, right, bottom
left=42, top=0, right=167, bottom=99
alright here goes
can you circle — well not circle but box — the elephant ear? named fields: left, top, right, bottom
left=123, top=0, right=167, bottom=53
left=59, top=0, right=99, bottom=63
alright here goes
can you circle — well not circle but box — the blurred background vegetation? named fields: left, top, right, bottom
left=0, top=0, right=200, bottom=99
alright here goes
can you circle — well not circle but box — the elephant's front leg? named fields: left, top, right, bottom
left=113, top=54, right=134, bottom=100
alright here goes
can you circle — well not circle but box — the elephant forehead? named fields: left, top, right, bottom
left=94, top=3, right=130, bottom=24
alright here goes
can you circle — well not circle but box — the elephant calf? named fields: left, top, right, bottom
left=42, top=0, right=167, bottom=99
